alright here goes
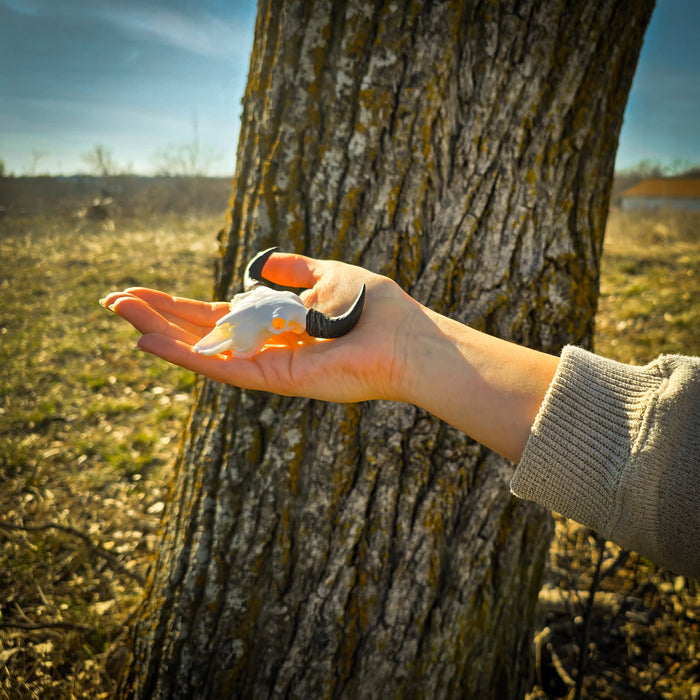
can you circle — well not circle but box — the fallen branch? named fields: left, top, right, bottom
left=0, top=619, right=95, bottom=634
left=573, top=535, right=606, bottom=700
left=0, top=520, right=145, bottom=586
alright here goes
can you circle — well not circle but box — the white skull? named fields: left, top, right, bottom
left=194, top=285, right=308, bottom=358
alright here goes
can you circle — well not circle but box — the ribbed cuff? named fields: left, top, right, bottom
left=511, top=346, right=662, bottom=538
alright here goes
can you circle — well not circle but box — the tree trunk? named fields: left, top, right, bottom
left=120, top=1, right=653, bottom=697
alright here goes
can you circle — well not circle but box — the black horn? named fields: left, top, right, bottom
left=244, top=248, right=366, bottom=338
left=244, top=246, right=278, bottom=290
left=306, top=284, right=366, bottom=339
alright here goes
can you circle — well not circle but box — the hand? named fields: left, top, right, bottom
left=102, top=250, right=559, bottom=460
left=100, top=251, right=421, bottom=404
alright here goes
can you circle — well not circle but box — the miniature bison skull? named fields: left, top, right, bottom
left=194, top=248, right=366, bottom=358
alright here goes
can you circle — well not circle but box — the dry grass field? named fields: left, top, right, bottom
left=0, top=178, right=698, bottom=698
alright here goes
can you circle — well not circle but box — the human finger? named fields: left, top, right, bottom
left=99, top=290, right=140, bottom=309
left=110, top=296, right=203, bottom=345
left=121, top=288, right=229, bottom=327
left=100, top=289, right=228, bottom=329
left=102, top=291, right=214, bottom=339
left=136, top=333, right=273, bottom=390
left=255, top=251, right=325, bottom=289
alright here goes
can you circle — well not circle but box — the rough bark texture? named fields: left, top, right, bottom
left=120, top=1, right=654, bottom=697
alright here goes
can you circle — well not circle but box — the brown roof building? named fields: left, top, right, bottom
left=620, top=178, right=700, bottom=211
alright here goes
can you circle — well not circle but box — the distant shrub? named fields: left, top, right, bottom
left=0, top=175, right=231, bottom=219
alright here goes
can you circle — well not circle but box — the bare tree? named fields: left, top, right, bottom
left=25, top=149, right=49, bottom=176
left=82, top=144, right=119, bottom=177
left=120, top=1, right=654, bottom=697
left=153, top=112, right=223, bottom=177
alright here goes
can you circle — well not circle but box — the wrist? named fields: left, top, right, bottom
left=391, top=302, right=461, bottom=407
left=392, top=304, right=559, bottom=462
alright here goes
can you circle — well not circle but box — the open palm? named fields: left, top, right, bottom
left=101, top=252, right=418, bottom=404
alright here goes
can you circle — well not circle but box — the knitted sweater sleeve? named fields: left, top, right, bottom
left=511, top=345, right=700, bottom=580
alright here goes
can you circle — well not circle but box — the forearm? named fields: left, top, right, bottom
left=397, top=304, right=559, bottom=463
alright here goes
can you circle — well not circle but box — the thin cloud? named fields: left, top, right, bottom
left=1, top=0, right=41, bottom=15
left=1, top=0, right=252, bottom=61
left=87, top=2, right=250, bottom=61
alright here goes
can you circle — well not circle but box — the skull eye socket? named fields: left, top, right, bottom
left=271, top=317, right=286, bottom=331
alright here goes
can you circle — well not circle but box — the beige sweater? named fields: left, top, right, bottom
left=512, top=346, right=700, bottom=580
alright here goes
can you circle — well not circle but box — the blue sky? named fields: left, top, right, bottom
left=1, top=0, right=698, bottom=176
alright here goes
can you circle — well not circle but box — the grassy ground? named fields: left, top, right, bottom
left=0, top=187, right=698, bottom=698
left=596, top=209, right=699, bottom=362
left=0, top=187, right=226, bottom=697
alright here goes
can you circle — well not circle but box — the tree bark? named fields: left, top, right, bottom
left=120, top=1, right=654, bottom=697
